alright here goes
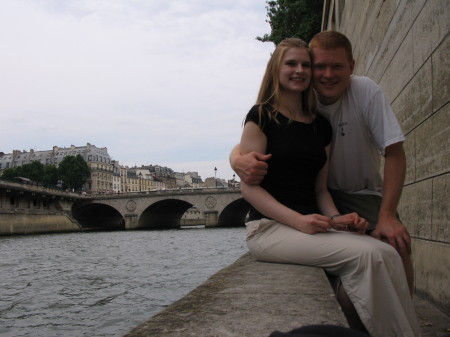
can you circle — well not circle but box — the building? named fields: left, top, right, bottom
left=174, top=171, right=204, bottom=188
left=204, top=177, right=223, bottom=188
left=111, top=160, right=122, bottom=193
left=180, top=206, right=204, bottom=226
left=0, top=143, right=114, bottom=194
left=1, top=145, right=207, bottom=195
left=123, top=166, right=166, bottom=192
left=186, top=172, right=204, bottom=188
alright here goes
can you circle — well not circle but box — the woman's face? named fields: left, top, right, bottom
left=278, top=47, right=312, bottom=94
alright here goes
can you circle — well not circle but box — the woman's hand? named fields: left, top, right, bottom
left=330, top=213, right=368, bottom=234
left=292, top=214, right=333, bottom=234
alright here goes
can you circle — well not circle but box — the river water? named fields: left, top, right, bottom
left=0, top=227, right=247, bottom=337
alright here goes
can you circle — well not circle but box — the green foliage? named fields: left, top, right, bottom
left=42, top=165, right=59, bottom=187
left=25, top=161, right=45, bottom=182
left=0, top=161, right=44, bottom=183
left=1, top=168, right=17, bottom=181
left=0, top=156, right=90, bottom=190
left=58, top=155, right=90, bottom=190
left=257, top=0, right=324, bottom=45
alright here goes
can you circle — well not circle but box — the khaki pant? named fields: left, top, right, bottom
left=246, top=219, right=420, bottom=337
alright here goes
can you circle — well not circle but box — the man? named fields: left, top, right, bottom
left=230, top=31, right=413, bottom=292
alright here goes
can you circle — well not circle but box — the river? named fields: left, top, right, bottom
left=0, top=227, right=247, bottom=337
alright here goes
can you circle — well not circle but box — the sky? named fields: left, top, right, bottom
left=0, top=0, right=276, bottom=181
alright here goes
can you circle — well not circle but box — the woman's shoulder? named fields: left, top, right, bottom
left=245, top=104, right=270, bottom=123
left=245, top=105, right=259, bottom=122
left=248, top=104, right=271, bottom=114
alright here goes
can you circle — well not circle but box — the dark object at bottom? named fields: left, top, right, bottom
left=269, top=324, right=369, bottom=337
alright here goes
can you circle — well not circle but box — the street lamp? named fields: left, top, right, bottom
left=232, top=173, right=235, bottom=189
left=214, top=167, right=217, bottom=187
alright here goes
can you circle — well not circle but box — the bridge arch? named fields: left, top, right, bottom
left=217, top=198, right=250, bottom=228
left=138, top=199, right=193, bottom=230
left=72, top=202, right=125, bottom=230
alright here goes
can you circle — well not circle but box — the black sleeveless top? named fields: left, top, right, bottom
left=244, top=105, right=332, bottom=220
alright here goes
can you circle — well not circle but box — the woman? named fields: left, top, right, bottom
left=239, top=38, right=419, bottom=337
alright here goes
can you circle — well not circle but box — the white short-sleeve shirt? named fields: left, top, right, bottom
left=316, top=75, right=405, bottom=196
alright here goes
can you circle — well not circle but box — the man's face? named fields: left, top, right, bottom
left=312, top=47, right=355, bottom=105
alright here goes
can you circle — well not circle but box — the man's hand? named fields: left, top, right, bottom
left=375, top=142, right=410, bottom=255
left=371, top=215, right=411, bottom=255
left=330, top=213, right=368, bottom=234
left=231, top=151, right=271, bottom=185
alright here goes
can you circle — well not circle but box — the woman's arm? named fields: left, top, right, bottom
left=314, top=146, right=368, bottom=234
left=240, top=122, right=332, bottom=234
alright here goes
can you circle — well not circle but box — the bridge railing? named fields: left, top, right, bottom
left=0, top=180, right=83, bottom=198
left=87, top=186, right=241, bottom=198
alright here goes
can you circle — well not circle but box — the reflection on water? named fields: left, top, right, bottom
left=0, top=227, right=247, bottom=337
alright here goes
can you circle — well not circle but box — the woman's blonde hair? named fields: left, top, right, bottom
left=256, top=38, right=315, bottom=123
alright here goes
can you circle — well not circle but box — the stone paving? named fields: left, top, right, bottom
left=124, top=253, right=449, bottom=337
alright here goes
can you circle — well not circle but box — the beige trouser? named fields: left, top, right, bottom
left=246, top=219, right=420, bottom=337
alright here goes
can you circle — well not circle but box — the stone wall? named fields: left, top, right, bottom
left=0, top=212, right=81, bottom=235
left=0, top=180, right=83, bottom=235
left=322, top=0, right=449, bottom=311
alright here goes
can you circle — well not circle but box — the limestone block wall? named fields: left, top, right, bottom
left=0, top=213, right=81, bottom=235
left=322, top=0, right=449, bottom=311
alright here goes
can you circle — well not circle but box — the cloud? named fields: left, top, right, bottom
left=0, top=0, right=274, bottom=181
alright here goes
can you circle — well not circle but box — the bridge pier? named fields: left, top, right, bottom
left=204, top=210, right=218, bottom=228
left=124, top=214, right=139, bottom=230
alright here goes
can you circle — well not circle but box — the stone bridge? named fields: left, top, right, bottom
left=72, top=188, right=250, bottom=230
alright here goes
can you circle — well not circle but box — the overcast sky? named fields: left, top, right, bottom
left=0, top=0, right=275, bottom=181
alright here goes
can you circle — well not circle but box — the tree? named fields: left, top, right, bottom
left=24, top=161, right=45, bottom=182
left=0, top=161, right=44, bottom=183
left=257, top=0, right=324, bottom=45
left=58, top=155, right=90, bottom=191
left=1, top=167, right=17, bottom=181
left=42, top=165, right=59, bottom=187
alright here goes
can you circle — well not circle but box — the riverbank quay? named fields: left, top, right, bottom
left=124, top=253, right=449, bottom=337
left=0, top=180, right=84, bottom=235
left=124, top=253, right=345, bottom=337
left=0, top=211, right=81, bottom=235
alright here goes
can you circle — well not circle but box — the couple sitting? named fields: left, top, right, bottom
left=230, top=31, right=420, bottom=337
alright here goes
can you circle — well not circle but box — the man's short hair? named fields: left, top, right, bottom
left=309, top=31, right=354, bottom=62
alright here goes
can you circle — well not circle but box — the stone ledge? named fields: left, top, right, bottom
left=124, top=253, right=346, bottom=337
left=124, top=253, right=450, bottom=337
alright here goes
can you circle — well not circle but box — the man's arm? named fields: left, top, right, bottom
left=372, top=142, right=410, bottom=254
left=229, top=144, right=271, bottom=185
